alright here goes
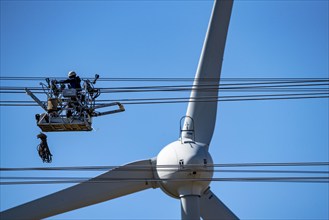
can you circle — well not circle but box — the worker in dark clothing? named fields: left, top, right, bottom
left=37, top=133, right=53, bottom=163
left=59, top=71, right=82, bottom=89
left=57, top=71, right=82, bottom=118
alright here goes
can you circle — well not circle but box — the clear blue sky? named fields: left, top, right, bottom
left=1, top=0, right=328, bottom=219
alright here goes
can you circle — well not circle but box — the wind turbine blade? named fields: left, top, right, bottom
left=183, top=0, right=233, bottom=145
left=180, top=195, right=201, bottom=220
left=200, top=188, right=239, bottom=220
left=1, top=159, right=157, bottom=220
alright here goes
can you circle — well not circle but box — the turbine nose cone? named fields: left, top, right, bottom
left=156, top=141, right=213, bottom=198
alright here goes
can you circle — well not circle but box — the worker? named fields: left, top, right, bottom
left=37, top=132, right=53, bottom=163
left=56, top=71, right=82, bottom=117
left=58, top=71, right=82, bottom=89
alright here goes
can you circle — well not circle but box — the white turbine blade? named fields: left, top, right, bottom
left=180, top=195, right=201, bottom=220
left=1, top=159, right=157, bottom=220
left=200, top=188, right=239, bottom=220
left=183, top=0, right=233, bottom=145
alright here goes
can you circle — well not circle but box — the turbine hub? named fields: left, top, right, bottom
left=156, top=140, right=213, bottom=198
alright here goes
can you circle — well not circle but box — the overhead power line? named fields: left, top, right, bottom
left=1, top=94, right=328, bottom=106
left=1, top=177, right=328, bottom=185
left=1, top=169, right=328, bottom=174
left=2, top=162, right=328, bottom=171
left=0, top=77, right=329, bottom=107
left=1, top=79, right=328, bottom=93
left=2, top=162, right=327, bottom=185
left=1, top=77, right=328, bottom=82
left=1, top=78, right=328, bottom=106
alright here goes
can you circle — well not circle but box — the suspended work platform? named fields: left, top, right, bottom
left=26, top=74, right=125, bottom=132
left=37, top=114, right=92, bottom=132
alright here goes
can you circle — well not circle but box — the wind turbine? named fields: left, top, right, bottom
left=1, top=0, right=237, bottom=219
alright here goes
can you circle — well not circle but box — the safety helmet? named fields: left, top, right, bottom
left=68, top=71, right=76, bottom=78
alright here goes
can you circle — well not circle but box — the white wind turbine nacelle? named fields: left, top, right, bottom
left=157, top=116, right=214, bottom=199
left=157, top=141, right=214, bottom=219
left=156, top=140, right=214, bottom=198
left=1, top=1, right=237, bottom=219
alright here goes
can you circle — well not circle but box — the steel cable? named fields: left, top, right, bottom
left=2, top=162, right=328, bottom=171
left=1, top=76, right=328, bottom=82
left=1, top=79, right=328, bottom=106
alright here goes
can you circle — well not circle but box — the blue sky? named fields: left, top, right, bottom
left=1, top=0, right=328, bottom=219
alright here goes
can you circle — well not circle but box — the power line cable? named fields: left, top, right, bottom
left=1, top=77, right=328, bottom=82
left=2, top=88, right=327, bottom=95
left=2, top=162, right=328, bottom=171
left=1, top=78, right=327, bottom=105
left=1, top=93, right=328, bottom=106
left=1, top=170, right=328, bottom=176
left=1, top=80, right=328, bottom=93
left=1, top=177, right=328, bottom=185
